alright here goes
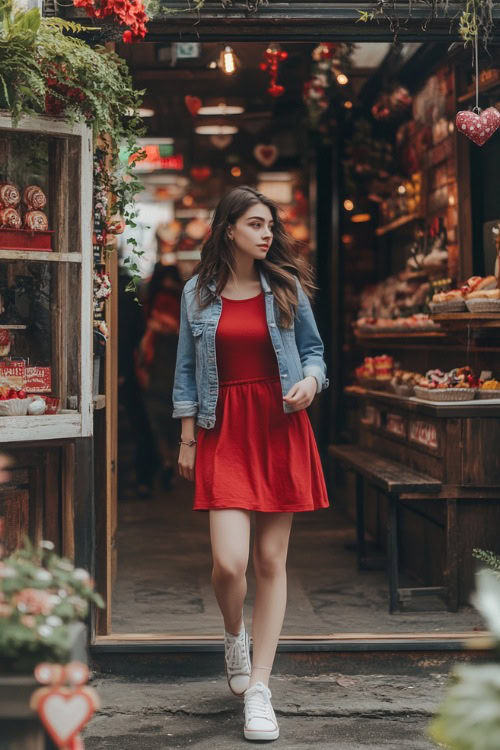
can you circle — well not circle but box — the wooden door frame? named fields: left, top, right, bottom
left=92, top=18, right=495, bottom=648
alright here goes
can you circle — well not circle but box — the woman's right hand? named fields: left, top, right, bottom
left=178, top=444, right=197, bottom=481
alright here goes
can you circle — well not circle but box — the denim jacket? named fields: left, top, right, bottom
left=172, top=267, right=329, bottom=429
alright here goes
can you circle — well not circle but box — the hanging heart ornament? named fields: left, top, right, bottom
left=456, top=107, right=500, bottom=146
left=36, top=688, right=96, bottom=747
left=184, top=96, right=202, bottom=116
left=253, top=144, right=278, bottom=167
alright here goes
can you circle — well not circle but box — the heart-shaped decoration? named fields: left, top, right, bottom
left=190, top=166, right=212, bottom=182
left=210, top=134, right=232, bottom=149
left=37, top=689, right=95, bottom=746
left=456, top=107, right=500, bottom=146
left=253, top=144, right=278, bottom=167
left=184, top=96, right=202, bottom=117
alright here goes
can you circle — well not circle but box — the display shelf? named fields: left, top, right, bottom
left=430, top=313, right=500, bottom=329
left=457, top=71, right=500, bottom=102
left=354, top=329, right=446, bottom=341
left=0, top=412, right=89, bottom=443
left=345, top=385, right=500, bottom=417
left=0, top=324, right=27, bottom=330
left=375, top=213, right=418, bottom=237
left=0, top=250, right=82, bottom=263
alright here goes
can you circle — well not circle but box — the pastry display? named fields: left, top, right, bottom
left=477, top=378, right=500, bottom=399
left=22, top=185, right=47, bottom=211
left=355, top=355, right=395, bottom=391
left=0, top=207, right=22, bottom=229
left=0, top=183, right=21, bottom=209
left=414, top=366, right=479, bottom=401
left=24, top=210, right=49, bottom=232
left=430, top=275, right=498, bottom=313
left=391, top=369, right=422, bottom=397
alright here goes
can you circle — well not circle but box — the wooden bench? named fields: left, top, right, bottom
left=328, top=444, right=443, bottom=613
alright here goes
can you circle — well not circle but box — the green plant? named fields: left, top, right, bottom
left=427, top=569, right=500, bottom=749
left=0, top=537, right=104, bottom=670
left=473, top=548, right=500, bottom=578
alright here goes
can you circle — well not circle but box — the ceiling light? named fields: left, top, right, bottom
left=397, top=185, right=406, bottom=194
left=219, top=46, right=239, bottom=75
left=351, top=212, right=371, bottom=223
left=336, top=73, right=349, bottom=86
left=344, top=199, right=354, bottom=211
left=344, top=100, right=353, bottom=109
left=139, top=137, right=174, bottom=145
left=126, top=107, right=155, bottom=118
left=198, top=104, right=245, bottom=116
left=195, top=125, right=239, bottom=135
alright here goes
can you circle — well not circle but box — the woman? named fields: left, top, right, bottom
left=172, top=186, right=330, bottom=742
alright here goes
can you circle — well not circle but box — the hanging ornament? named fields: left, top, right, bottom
left=253, top=144, right=278, bottom=167
left=456, top=33, right=500, bottom=146
left=260, top=44, right=288, bottom=98
left=210, top=134, right=233, bottom=149
left=184, top=96, right=202, bottom=116
left=30, top=661, right=99, bottom=749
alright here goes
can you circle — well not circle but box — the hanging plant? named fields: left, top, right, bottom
left=357, top=0, right=495, bottom=49
left=303, top=42, right=355, bottom=134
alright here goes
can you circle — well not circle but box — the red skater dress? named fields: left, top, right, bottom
left=193, top=290, right=330, bottom=513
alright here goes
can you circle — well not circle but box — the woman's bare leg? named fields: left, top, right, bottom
left=210, top=508, right=252, bottom=635
left=250, top=512, right=294, bottom=688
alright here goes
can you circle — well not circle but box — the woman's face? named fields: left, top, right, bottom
left=228, top=202, right=274, bottom=259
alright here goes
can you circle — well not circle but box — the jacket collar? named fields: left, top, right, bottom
left=207, top=267, right=272, bottom=295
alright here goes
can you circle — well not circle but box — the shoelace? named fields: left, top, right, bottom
left=245, top=685, right=273, bottom=721
left=225, top=632, right=249, bottom=675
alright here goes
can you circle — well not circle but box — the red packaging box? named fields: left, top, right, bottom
left=25, top=366, right=52, bottom=393
left=0, top=227, right=53, bottom=252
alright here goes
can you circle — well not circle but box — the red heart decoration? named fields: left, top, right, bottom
left=253, top=144, right=278, bottom=167
left=184, top=96, right=202, bottom=117
left=37, top=688, right=95, bottom=747
left=190, top=166, right=212, bottom=182
left=456, top=107, right=500, bottom=146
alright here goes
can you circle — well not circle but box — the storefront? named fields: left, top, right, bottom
left=1, top=1, right=500, bottom=666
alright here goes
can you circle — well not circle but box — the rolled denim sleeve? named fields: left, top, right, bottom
left=172, top=289, right=199, bottom=418
left=294, top=278, right=329, bottom=394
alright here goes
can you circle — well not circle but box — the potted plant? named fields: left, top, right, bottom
left=0, top=536, right=104, bottom=746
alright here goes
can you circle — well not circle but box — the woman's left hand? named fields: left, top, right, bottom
left=282, top=376, right=317, bottom=411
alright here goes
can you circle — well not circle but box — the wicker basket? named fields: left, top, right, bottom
left=394, top=383, right=415, bottom=398
left=0, top=397, right=32, bottom=416
left=465, top=298, right=500, bottom=313
left=477, top=389, right=500, bottom=399
left=429, top=300, right=467, bottom=314
left=414, top=386, right=477, bottom=402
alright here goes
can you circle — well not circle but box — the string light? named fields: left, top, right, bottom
left=219, top=46, right=239, bottom=75
left=231, top=166, right=242, bottom=177
left=344, top=199, right=354, bottom=211
left=337, top=73, right=349, bottom=86
left=397, top=185, right=406, bottom=194
left=344, top=100, right=353, bottom=109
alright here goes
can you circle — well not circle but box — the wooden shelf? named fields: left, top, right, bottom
left=431, top=313, right=500, bottom=329
left=0, top=324, right=27, bottom=330
left=345, top=385, right=500, bottom=417
left=0, top=250, right=82, bottom=262
left=355, top=330, right=446, bottom=341
left=376, top=213, right=418, bottom=237
left=457, top=73, right=500, bottom=103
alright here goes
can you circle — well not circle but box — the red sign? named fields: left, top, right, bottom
left=25, top=366, right=52, bottom=393
left=131, top=146, right=184, bottom=172
left=386, top=413, right=406, bottom=438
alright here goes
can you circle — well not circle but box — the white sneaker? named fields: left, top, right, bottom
left=243, top=681, right=279, bottom=741
left=224, top=620, right=251, bottom=697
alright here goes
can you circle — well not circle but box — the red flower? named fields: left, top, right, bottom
left=122, top=29, right=133, bottom=42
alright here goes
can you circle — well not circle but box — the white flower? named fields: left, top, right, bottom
left=0, top=565, right=16, bottom=578
left=38, top=624, right=53, bottom=638
left=57, top=588, right=67, bottom=599
left=471, top=568, right=500, bottom=640
left=39, top=540, right=55, bottom=551
left=34, top=569, right=52, bottom=583
left=46, top=615, right=63, bottom=627
left=48, top=594, right=61, bottom=607
left=73, top=568, right=90, bottom=583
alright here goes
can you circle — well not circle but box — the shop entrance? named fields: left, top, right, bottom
left=93, top=35, right=500, bottom=647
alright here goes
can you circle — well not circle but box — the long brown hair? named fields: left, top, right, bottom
left=191, top=186, right=317, bottom=328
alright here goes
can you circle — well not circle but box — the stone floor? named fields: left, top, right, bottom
left=112, top=439, right=483, bottom=636
left=83, top=670, right=447, bottom=749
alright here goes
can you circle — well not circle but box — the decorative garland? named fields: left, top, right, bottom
left=358, top=0, right=494, bottom=49
left=72, top=0, right=148, bottom=42
left=303, top=43, right=355, bottom=133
